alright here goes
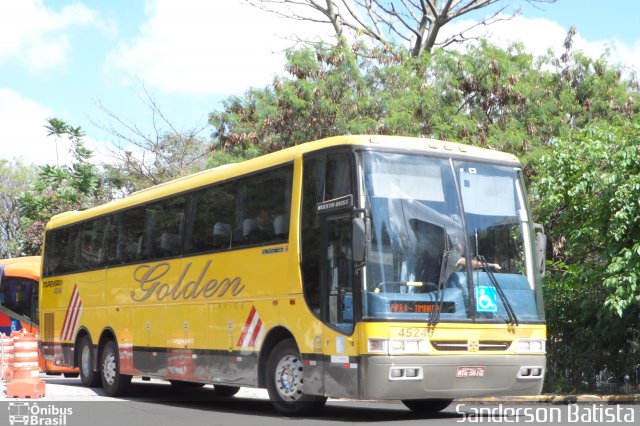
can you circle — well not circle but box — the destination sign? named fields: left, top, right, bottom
left=389, top=301, right=455, bottom=314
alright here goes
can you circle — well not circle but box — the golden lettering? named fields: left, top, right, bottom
left=130, top=260, right=244, bottom=302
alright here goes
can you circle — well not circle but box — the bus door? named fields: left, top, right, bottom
left=319, top=209, right=357, bottom=398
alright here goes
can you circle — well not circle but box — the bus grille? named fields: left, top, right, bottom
left=430, top=340, right=511, bottom=351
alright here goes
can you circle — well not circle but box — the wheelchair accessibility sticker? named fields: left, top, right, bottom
left=476, top=286, right=497, bottom=312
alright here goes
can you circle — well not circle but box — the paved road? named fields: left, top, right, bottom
left=2, top=376, right=639, bottom=426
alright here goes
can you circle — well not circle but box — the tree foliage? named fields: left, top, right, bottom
left=0, top=161, right=36, bottom=257
left=532, top=122, right=640, bottom=391
left=17, top=119, right=105, bottom=255
left=93, top=83, right=212, bottom=193
left=212, top=33, right=638, bottom=165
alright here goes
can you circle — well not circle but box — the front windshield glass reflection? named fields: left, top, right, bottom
left=361, top=151, right=543, bottom=323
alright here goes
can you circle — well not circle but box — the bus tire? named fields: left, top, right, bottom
left=100, top=340, right=131, bottom=397
left=213, top=385, right=240, bottom=397
left=265, top=339, right=327, bottom=416
left=78, top=335, right=101, bottom=387
left=401, top=398, right=452, bottom=414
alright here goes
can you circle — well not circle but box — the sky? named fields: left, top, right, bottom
left=1, top=0, right=640, bottom=165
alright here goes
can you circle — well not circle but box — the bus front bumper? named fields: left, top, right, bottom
left=360, top=354, right=545, bottom=400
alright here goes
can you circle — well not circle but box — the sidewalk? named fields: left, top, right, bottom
left=457, top=394, right=640, bottom=404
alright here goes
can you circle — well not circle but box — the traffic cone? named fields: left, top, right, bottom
left=6, top=330, right=45, bottom=398
left=1, top=333, right=13, bottom=381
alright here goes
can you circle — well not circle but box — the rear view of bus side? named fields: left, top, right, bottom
left=40, top=135, right=546, bottom=415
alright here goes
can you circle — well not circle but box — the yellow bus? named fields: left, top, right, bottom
left=1, top=256, right=79, bottom=377
left=40, top=135, right=546, bottom=415
left=1, top=257, right=40, bottom=336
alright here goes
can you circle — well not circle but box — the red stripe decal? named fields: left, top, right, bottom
left=59, top=286, right=76, bottom=339
left=249, top=319, right=263, bottom=347
left=64, top=293, right=82, bottom=340
left=60, top=285, right=82, bottom=341
left=236, top=306, right=256, bottom=347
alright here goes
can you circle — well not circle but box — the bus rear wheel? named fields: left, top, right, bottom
left=265, top=339, right=327, bottom=416
left=100, top=340, right=131, bottom=397
left=78, top=335, right=101, bottom=387
left=401, top=398, right=453, bottom=414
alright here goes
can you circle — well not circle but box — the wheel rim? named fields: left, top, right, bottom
left=81, top=344, right=92, bottom=377
left=102, top=350, right=117, bottom=386
left=274, top=354, right=304, bottom=401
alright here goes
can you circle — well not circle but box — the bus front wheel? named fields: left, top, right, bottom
left=265, top=339, right=327, bottom=416
left=100, top=340, right=131, bottom=397
left=401, top=398, right=453, bottom=414
left=78, top=335, right=101, bottom=387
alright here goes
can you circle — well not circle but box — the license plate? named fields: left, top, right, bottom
left=456, top=366, right=486, bottom=378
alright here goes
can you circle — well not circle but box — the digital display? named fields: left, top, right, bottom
left=389, top=301, right=455, bottom=314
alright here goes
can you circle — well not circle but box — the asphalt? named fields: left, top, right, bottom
left=1, top=374, right=639, bottom=404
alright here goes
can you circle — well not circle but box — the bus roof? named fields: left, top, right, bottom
left=0, top=256, right=41, bottom=281
left=46, top=135, right=520, bottom=230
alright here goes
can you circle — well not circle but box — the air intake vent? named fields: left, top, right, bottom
left=431, top=340, right=511, bottom=351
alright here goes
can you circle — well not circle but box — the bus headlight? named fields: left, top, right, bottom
left=368, top=338, right=388, bottom=353
left=368, top=338, right=429, bottom=354
left=514, top=339, right=546, bottom=354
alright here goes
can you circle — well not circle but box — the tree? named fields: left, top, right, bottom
left=532, top=122, right=640, bottom=391
left=247, top=0, right=556, bottom=56
left=17, top=119, right=105, bottom=255
left=93, top=83, right=212, bottom=193
left=533, top=122, right=640, bottom=315
left=44, top=117, right=68, bottom=166
left=0, top=161, right=36, bottom=257
left=211, top=35, right=638, bottom=163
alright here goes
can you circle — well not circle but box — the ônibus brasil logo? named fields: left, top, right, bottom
left=8, top=402, right=73, bottom=426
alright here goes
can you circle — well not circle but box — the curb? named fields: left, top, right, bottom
left=457, top=395, right=640, bottom=404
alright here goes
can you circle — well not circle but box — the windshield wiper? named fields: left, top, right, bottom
left=476, top=255, right=519, bottom=326
left=429, top=229, right=451, bottom=326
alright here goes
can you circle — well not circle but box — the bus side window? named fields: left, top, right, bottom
left=301, top=156, right=324, bottom=317
left=144, top=197, right=185, bottom=259
left=56, top=227, right=80, bottom=274
left=79, top=218, right=108, bottom=271
left=43, top=230, right=57, bottom=277
left=115, top=208, right=145, bottom=264
left=232, top=165, right=292, bottom=248
left=183, top=182, right=236, bottom=254
left=2, top=278, right=35, bottom=320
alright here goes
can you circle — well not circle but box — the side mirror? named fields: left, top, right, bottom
left=534, top=223, right=547, bottom=278
left=352, top=217, right=371, bottom=264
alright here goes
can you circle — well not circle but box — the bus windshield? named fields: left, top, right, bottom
left=361, top=151, right=544, bottom=323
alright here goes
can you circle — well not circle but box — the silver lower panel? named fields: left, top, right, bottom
left=360, top=354, right=545, bottom=400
